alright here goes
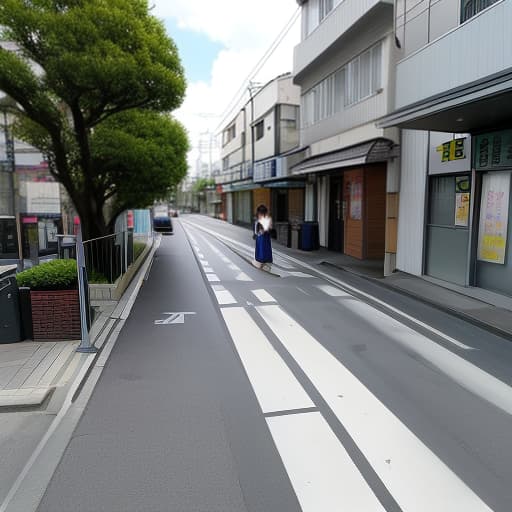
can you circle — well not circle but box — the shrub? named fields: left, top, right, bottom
left=16, top=259, right=78, bottom=291
left=134, top=241, right=146, bottom=262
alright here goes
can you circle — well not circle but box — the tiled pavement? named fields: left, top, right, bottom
left=0, top=341, right=78, bottom=408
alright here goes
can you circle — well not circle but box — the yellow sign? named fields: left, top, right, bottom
left=436, top=138, right=466, bottom=163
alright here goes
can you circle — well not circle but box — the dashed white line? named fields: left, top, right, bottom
left=251, top=289, right=276, bottom=303
left=213, top=288, right=237, bottom=305
left=206, top=274, right=220, bottom=282
left=203, top=267, right=214, bottom=273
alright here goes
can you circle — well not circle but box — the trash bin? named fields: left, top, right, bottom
left=300, top=221, right=320, bottom=251
left=0, top=265, right=22, bottom=344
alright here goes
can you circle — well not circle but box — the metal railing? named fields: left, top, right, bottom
left=83, top=231, right=133, bottom=285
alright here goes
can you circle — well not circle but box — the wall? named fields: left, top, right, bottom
left=396, top=129, right=428, bottom=275
left=294, top=0, right=392, bottom=77
left=365, top=165, right=387, bottom=259
left=298, top=25, right=394, bottom=147
left=395, top=0, right=511, bottom=108
left=254, top=110, right=276, bottom=161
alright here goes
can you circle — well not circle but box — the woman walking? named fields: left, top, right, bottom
left=253, top=204, right=273, bottom=270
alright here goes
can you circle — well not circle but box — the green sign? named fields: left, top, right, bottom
left=475, top=129, right=512, bottom=170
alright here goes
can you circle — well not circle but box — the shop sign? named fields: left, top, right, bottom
left=475, top=129, right=512, bottom=170
left=350, top=178, right=363, bottom=220
left=429, top=132, right=471, bottom=175
left=477, top=172, right=510, bottom=264
left=455, top=176, right=471, bottom=227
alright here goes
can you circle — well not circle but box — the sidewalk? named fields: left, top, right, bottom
left=0, top=236, right=159, bottom=410
left=184, top=215, right=512, bottom=340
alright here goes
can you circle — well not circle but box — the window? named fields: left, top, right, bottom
left=319, top=0, right=334, bottom=22
left=223, top=124, right=236, bottom=146
left=254, top=121, right=264, bottom=141
left=300, top=41, right=382, bottom=128
left=461, top=0, right=500, bottom=23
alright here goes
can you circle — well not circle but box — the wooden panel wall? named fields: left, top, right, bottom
left=343, top=169, right=364, bottom=259
left=364, top=164, right=387, bottom=259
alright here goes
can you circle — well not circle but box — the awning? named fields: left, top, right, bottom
left=292, top=139, right=395, bottom=175
left=264, top=180, right=305, bottom=189
left=377, top=68, right=512, bottom=133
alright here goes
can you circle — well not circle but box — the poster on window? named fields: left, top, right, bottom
left=350, top=179, right=362, bottom=220
left=477, top=172, right=510, bottom=264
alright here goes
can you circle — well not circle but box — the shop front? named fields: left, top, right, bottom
left=473, top=129, right=512, bottom=297
left=327, top=165, right=387, bottom=260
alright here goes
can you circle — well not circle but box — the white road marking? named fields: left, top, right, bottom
left=236, top=272, right=253, bottom=282
left=197, top=252, right=205, bottom=259
left=228, top=263, right=241, bottom=271
left=200, top=260, right=209, bottom=267
left=317, top=284, right=353, bottom=298
left=206, top=274, right=220, bottom=282
left=211, top=284, right=224, bottom=291
left=267, top=412, right=385, bottom=512
left=203, top=267, right=214, bottom=273
left=183, top=221, right=474, bottom=352
left=256, top=305, right=493, bottom=512
left=155, top=312, right=196, bottom=325
left=251, top=289, right=276, bottom=303
left=213, top=288, right=237, bottom=305
left=287, top=271, right=315, bottom=278
left=221, top=307, right=313, bottom=413
left=343, top=299, right=512, bottom=415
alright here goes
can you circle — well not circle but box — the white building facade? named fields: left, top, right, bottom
left=292, top=0, right=400, bottom=274
left=380, top=0, right=512, bottom=297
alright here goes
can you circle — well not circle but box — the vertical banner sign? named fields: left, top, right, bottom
left=478, top=172, right=510, bottom=264
left=350, top=178, right=363, bottom=220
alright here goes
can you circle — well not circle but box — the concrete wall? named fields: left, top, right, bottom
left=395, top=0, right=510, bottom=108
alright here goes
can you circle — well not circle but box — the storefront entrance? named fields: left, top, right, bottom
left=327, top=165, right=386, bottom=260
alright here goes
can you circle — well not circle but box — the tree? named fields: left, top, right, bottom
left=192, top=177, right=215, bottom=194
left=90, top=109, right=189, bottom=227
left=0, top=0, right=187, bottom=239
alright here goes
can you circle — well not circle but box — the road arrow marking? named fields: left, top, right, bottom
left=154, top=312, right=196, bottom=325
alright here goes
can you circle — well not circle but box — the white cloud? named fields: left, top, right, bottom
left=153, top=1, right=301, bottom=175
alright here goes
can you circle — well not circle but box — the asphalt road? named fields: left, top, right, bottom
left=37, top=218, right=512, bottom=512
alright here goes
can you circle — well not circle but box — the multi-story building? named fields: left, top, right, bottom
left=217, top=73, right=305, bottom=236
left=379, top=0, right=512, bottom=297
left=291, top=0, right=400, bottom=274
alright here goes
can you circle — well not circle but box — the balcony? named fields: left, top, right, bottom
left=395, top=0, right=510, bottom=110
left=293, top=0, right=392, bottom=80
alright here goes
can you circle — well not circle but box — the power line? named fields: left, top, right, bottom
left=214, top=7, right=301, bottom=133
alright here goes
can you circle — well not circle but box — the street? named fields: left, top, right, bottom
left=36, top=217, right=512, bottom=512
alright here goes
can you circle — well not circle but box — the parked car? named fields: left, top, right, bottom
left=169, top=209, right=179, bottom=218
left=153, top=216, right=173, bottom=234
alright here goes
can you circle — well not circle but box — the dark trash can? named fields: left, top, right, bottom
left=0, top=265, right=22, bottom=343
left=300, top=221, right=320, bottom=251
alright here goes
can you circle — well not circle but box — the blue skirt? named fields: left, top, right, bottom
left=255, top=232, right=273, bottom=263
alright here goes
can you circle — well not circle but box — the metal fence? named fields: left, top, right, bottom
left=83, top=231, right=133, bottom=285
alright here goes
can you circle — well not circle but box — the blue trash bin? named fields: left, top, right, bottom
left=300, top=222, right=320, bottom=251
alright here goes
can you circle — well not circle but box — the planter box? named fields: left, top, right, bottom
left=30, top=290, right=81, bottom=341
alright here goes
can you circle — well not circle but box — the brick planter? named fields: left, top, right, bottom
left=30, top=290, right=81, bottom=341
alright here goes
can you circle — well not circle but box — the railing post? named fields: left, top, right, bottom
left=76, top=225, right=98, bottom=354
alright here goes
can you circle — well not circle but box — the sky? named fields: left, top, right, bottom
left=153, top=1, right=301, bottom=175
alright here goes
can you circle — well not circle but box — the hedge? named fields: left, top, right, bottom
left=16, top=259, right=78, bottom=291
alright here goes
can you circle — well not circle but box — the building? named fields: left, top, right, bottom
left=291, top=0, right=400, bottom=274
left=379, top=0, right=512, bottom=297
left=216, top=74, right=305, bottom=240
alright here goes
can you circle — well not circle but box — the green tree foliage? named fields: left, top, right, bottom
left=192, top=177, right=215, bottom=193
left=0, top=0, right=187, bottom=238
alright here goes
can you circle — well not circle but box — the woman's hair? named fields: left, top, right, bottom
left=256, top=204, right=268, bottom=216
